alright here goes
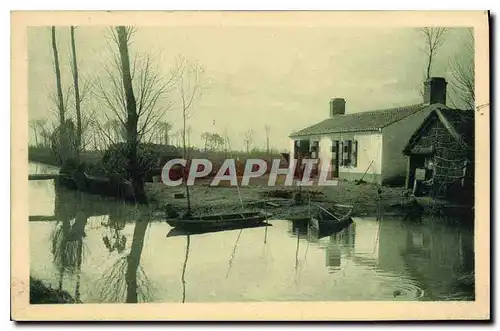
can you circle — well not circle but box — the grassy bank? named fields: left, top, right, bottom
left=30, top=277, right=79, bottom=304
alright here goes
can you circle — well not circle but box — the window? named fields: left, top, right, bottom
left=310, top=140, right=319, bottom=158
left=339, top=140, right=358, bottom=167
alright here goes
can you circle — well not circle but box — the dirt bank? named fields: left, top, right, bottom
left=146, top=177, right=407, bottom=217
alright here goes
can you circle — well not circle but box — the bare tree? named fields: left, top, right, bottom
left=50, top=26, right=75, bottom=166
left=264, top=125, right=270, bottom=155
left=158, top=121, right=173, bottom=145
left=243, top=129, right=254, bottom=153
left=94, top=26, right=181, bottom=203
left=419, top=27, right=448, bottom=80
left=51, top=26, right=66, bottom=127
left=29, top=119, right=47, bottom=147
left=177, top=57, right=205, bottom=215
left=449, top=29, right=475, bottom=110
left=223, top=127, right=229, bottom=158
left=115, top=26, right=143, bottom=202
left=201, top=132, right=223, bottom=151
left=94, top=27, right=179, bottom=145
left=186, top=126, right=192, bottom=149
left=70, top=26, right=82, bottom=159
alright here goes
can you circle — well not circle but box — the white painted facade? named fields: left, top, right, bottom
left=289, top=108, right=432, bottom=185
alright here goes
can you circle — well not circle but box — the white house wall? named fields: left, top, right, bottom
left=337, top=132, right=383, bottom=184
left=290, top=132, right=383, bottom=184
left=288, top=138, right=295, bottom=163
left=381, top=108, right=433, bottom=185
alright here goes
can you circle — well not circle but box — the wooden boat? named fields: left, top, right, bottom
left=166, top=211, right=272, bottom=231
left=56, top=171, right=136, bottom=201
left=310, top=205, right=354, bottom=233
left=166, top=222, right=272, bottom=237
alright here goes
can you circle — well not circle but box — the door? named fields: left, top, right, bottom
left=331, top=140, right=339, bottom=178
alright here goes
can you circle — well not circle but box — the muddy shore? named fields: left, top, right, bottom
left=146, top=176, right=407, bottom=218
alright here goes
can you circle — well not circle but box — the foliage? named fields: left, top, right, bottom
left=30, top=277, right=77, bottom=304
left=100, top=142, right=181, bottom=179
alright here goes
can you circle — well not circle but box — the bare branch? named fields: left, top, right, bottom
left=419, top=27, right=448, bottom=79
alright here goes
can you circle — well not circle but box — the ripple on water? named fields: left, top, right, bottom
left=373, top=271, right=425, bottom=300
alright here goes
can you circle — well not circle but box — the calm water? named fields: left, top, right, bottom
left=29, top=162, right=475, bottom=303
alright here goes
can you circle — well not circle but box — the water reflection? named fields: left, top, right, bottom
left=51, top=188, right=88, bottom=302
left=39, top=167, right=154, bottom=303
left=30, top=162, right=475, bottom=303
left=96, top=212, right=154, bottom=303
left=181, top=235, right=191, bottom=303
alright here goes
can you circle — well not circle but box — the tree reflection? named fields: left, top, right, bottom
left=181, top=235, right=191, bottom=303
left=101, top=214, right=127, bottom=254
left=51, top=188, right=88, bottom=302
left=97, top=212, right=153, bottom=303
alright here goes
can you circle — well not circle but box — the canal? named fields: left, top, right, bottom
left=29, top=162, right=475, bottom=303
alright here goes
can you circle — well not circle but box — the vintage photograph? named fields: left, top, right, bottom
left=11, top=11, right=490, bottom=321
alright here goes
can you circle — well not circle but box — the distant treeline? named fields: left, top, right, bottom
left=28, top=145, right=286, bottom=178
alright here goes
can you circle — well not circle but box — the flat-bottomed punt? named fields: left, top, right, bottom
left=166, top=211, right=272, bottom=231
left=310, top=205, right=354, bottom=232
left=166, top=222, right=272, bottom=237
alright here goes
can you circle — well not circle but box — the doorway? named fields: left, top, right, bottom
left=331, top=140, right=339, bottom=178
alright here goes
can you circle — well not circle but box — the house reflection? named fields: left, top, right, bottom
left=287, top=218, right=310, bottom=240
left=324, top=224, right=356, bottom=270
left=376, top=217, right=475, bottom=300
left=290, top=215, right=474, bottom=300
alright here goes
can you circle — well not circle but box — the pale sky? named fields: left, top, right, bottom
left=28, top=26, right=472, bottom=151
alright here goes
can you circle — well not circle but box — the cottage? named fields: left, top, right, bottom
left=289, top=77, right=450, bottom=185
left=402, top=103, right=474, bottom=203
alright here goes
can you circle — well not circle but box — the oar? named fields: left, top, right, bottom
left=356, top=160, right=374, bottom=185
left=313, top=204, right=341, bottom=222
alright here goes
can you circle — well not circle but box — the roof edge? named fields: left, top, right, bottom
left=289, top=128, right=382, bottom=138
left=380, top=103, right=432, bottom=130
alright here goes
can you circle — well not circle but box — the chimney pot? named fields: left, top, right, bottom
left=423, top=77, right=447, bottom=105
left=330, top=98, right=346, bottom=116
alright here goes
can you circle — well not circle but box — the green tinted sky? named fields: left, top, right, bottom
left=28, top=26, right=472, bottom=150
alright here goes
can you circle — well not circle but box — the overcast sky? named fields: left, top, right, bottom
left=28, top=26, right=472, bottom=151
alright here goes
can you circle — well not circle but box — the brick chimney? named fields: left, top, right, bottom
left=423, top=77, right=447, bottom=105
left=330, top=98, right=346, bottom=116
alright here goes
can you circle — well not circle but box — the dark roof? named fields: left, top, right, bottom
left=290, top=103, right=426, bottom=137
left=403, top=105, right=474, bottom=155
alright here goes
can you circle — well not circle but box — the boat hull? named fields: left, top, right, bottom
left=166, top=222, right=272, bottom=237
left=56, top=172, right=136, bottom=202
left=166, top=211, right=271, bottom=231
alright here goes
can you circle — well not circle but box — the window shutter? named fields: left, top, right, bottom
left=339, top=141, right=344, bottom=165
left=343, top=140, right=351, bottom=166
left=331, top=140, right=338, bottom=155
left=351, top=141, right=358, bottom=167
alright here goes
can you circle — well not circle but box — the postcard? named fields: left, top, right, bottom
left=11, top=10, right=490, bottom=321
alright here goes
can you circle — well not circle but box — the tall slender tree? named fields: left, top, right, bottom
left=115, top=26, right=144, bottom=203
left=51, top=26, right=65, bottom=127
left=419, top=27, right=448, bottom=79
left=70, top=26, right=83, bottom=159
left=177, top=57, right=204, bottom=214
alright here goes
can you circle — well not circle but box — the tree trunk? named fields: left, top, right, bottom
left=70, top=26, right=82, bottom=160
left=51, top=26, right=67, bottom=166
left=51, top=27, right=65, bottom=127
left=181, top=235, right=191, bottom=303
left=115, top=26, right=146, bottom=204
left=182, top=114, right=191, bottom=214
left=126, top=215, right=149, bottom=303
left=426, top=53, right=432, bottom=80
